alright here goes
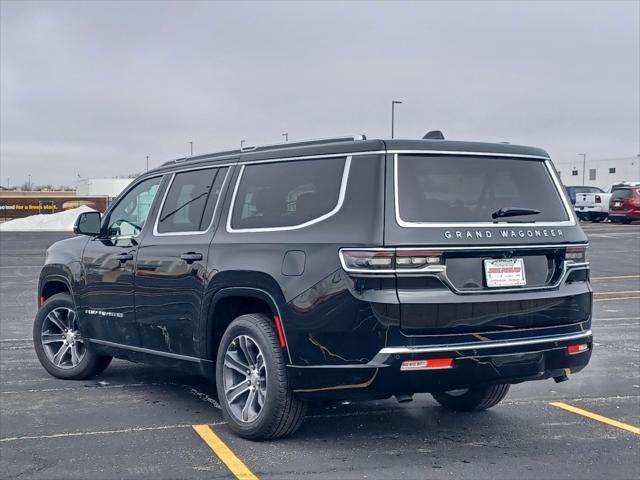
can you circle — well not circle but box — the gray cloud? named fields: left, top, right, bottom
left=1, top=0, right=638, bottom=187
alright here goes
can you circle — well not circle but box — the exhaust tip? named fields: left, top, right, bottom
left=554, top=374, right=569, bottom=383
left=395, top=394, right=414, bottom=403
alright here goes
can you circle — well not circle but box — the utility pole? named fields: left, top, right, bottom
left=189, top=141, right=193, bottom=156
left=146, top=155, right=150, bottom=172
left=578, top=153, right=587, bottom=185
left=282, top=133, right=288, bottom=142
left=391, top=100, right=402, bottom=139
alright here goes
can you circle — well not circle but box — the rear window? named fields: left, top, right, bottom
left=230, top=157, right=347, bottom=230
left=611, top=189, right=633, bottom=200
left=157, top=167, right=227, bottom=233
left=396, top=155, right=569, bottom=224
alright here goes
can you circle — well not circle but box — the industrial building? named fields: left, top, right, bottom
left=555, top=155, right=640, bottom=188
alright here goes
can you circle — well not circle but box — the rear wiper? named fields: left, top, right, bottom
left=491, top=207, right=541, bottom=220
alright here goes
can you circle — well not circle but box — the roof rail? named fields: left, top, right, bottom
left=161, top=134, right=366, bottom=166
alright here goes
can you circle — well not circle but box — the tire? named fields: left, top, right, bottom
left=621, top=218, right=632, bottom=224
left=216, top=313, right=306, bottom=440
left=590, top=216, right=602, bottom=223
left=432, top=384, right=510, bottom=412
left=33, top=293, right=112, bottom=380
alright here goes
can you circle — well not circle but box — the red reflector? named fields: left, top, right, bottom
left=273, top=315, right=286, bottom=348
left=400, top=357, right=453, bottom=371
left=567, top=344, right=589, bottom=355
left=40, top=296, right=45, bottom=306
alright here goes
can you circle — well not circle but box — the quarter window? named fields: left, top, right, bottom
left=106, top=176, right=162, bottom=237
left=231, top=158, right=347, bottom=230
left=157, top=168, right=228, bottom=234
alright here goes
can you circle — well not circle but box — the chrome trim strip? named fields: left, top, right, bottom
left=226, top=155, right=352, bottom=233
left=88, top=338, right=202, bottom=363
left=152, top=168, right=230, bottom=237
left=393, top=154, right=576, bottom=228
left=387, top=149, right=550, bottom=160
left=370, top=330, right=593, bottom=365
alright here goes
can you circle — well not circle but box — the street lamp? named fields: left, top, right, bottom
left=282, top=133, right=288, bottom=142
left=146, top=155, right=150, bottom=172
left=578, top=153, right=587, bottom=185
left=28, top=174, right=31, bottom=191
left=189, top=141, right=193, bottom=156
left=391, top=100, right=402, bottom=139
left=240, top=139, right=246, bottom=150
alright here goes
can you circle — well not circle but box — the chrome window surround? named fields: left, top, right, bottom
left=102, top=173, right=165, bottom=242
left=152, top=168, right=230, bottom=237
left=368, top=329, right=593, bottom=366
left=393, top=152, right=576, bottom=228
left=338, top=244, right=589, bottom=294
left=226, top=155, right=352, bottom=233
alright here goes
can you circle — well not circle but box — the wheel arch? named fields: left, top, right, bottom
left=204, top=286, right=289, bottom=364
left=38, top=271, right=74, bottom=306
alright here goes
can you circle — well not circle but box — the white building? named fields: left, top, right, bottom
left=76, top=178, right=133, bottom=198
left=555, top=155, right=640, bottom=189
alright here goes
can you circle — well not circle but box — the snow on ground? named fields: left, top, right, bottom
left=0, top=206, right=95, bottom=232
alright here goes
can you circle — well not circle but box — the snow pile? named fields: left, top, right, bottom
left=0, top=206, right=96, bottom=232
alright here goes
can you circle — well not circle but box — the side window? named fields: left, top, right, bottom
left=157, top=167, right=227, bottom=234
left=106, top=176, right=162, bottom=237
left=231, top=157, right=347, bottom=230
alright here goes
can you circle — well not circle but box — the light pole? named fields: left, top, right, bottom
left=28, top=174, right=31, bottom=191
left=578, top=153, right=587, bottom=185
left=391, top=100, right=402, bottom=139
left=240, top=140, right=246, bottom=150
left=282, top=133, right=288, bottom=142
left=146, top=155, right=150, bottom=172
left=189, top=141, right=193, bottom=156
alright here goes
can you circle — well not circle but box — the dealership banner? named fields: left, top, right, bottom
left=0, top=196, right=108, bottom=221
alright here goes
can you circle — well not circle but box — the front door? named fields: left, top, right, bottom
left=134, top=166, right=230, bottom=358
left=78, top=175, right=164, bottom=347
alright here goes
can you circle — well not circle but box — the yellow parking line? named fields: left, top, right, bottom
left=192, top=424, right=258, bottom=480
left=550, top=401, right=640, bottom=435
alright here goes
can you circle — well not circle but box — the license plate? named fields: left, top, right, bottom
left=613, top=202, right=622, bottom=207
left=484, top=258, right=526, bottom=287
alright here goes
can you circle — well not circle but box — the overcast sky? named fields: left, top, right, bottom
left=1, top=0, right=638, bottom=187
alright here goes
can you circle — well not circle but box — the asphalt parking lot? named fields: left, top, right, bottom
left=1, top=223, right=639, bottom=480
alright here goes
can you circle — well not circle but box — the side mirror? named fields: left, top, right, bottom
left=74, top=211, right=102, bottom=236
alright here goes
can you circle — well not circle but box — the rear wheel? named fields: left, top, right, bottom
left=216, top=313, right=306, bottom=440
left=33, top=293, right=112, bottom=380
left=621, top=218, right=632, bottom=224
left=432, top=384, right=510, bottom=411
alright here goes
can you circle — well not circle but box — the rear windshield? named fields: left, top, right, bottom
left=611, top=189, right=634, bottom=200
left=569, top=186, right=604, bottom=194
left=396, top=155, right=569, bottom=224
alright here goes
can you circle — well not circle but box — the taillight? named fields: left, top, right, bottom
left=567, top=344, right=589, bottom=355
left=595, top=195, right=601, bottom=203
left=565, top=245, right=587, bottom=263
left=340, top=250, right=395, bottom=272
left=396, top=250, right=443, bottom=268
left=339, top=249, right=444, bottom=272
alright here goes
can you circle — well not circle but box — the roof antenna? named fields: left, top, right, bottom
left=423, top=130, right=445, bottom=140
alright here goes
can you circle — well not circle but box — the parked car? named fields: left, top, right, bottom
left=574, top=182, right=640, bottom=222
left=564, top=186, right=603, bottom=206
left=608, top=186, right=640, bottom=224
left=34, top=134, right=593, bottom=440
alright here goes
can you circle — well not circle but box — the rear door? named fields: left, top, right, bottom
left=384, top=152, right=588, bottom=334
left=134, top=165, right=231, bottom=357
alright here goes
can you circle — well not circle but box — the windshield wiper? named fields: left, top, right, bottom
left=491, top=207, right=541, bottom=220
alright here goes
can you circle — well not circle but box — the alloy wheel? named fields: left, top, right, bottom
left=222, top=335, right=267, bottom=423
left=40, top=307, right=86, bottom=369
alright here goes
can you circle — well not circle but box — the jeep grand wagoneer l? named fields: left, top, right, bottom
left=34, top=134, right=592, bottom=439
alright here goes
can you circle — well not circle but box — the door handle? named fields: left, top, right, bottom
left=180, top=252, right=203, bottom=264
left=115, top=253, right=134, bottom=263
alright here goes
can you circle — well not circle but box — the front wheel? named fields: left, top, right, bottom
left=432, top=384, right=510, bottom=411
left=215, top=313, right=306, bottom=440
left=33, top=293, right=112, bottom=380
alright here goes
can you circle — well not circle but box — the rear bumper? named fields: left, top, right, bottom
left=288, top=329, right=592, bottom=399
left=609, top=210, right=640, bottom=220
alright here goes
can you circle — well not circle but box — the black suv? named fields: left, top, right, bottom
left=34, top=135, right=593, bottom=439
